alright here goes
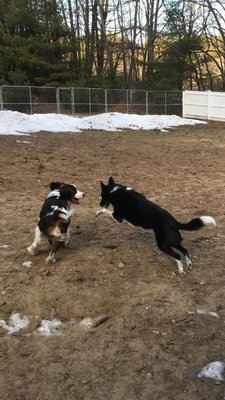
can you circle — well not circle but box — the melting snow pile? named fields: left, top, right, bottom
left=0, top=110, right=205, bottom=135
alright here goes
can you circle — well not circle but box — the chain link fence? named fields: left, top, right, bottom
left=0, top=85, right=182, bottom=116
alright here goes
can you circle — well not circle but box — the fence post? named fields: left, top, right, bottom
left=89, top=88, right=91, bottom=115
left=207, top=91, right=211, bottom=120
left=29, top=86, right=33, bottom=114
left=105, top=89, right=108, bottom=113
left=182, top=91, right=185, bottom=118
left=56, top=88, right=60, bottom=114
left=165, top=91, right=167, bottom=115
left=0, top=86, right=3, bottom=110
left=146, top=91, right=148, bottom=115
left=126, top=90, right=129, bottom=113
left=71, top=87, right=75, bottom=116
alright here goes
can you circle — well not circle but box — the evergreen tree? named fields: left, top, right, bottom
left=0, top=0, right=70, bottom=85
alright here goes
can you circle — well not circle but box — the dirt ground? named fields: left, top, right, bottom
left=0, top=121, right=225, bottom=400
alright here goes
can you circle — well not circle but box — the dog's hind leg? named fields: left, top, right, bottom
left=27, top=225, right=42, bottom=255
left=173, top=243, right=192, bottom=270
left=64, top=227, right=71, bottom=248
left=155, top=232, right=185, bottom=276
left=46, top=241, right=61, bottom=264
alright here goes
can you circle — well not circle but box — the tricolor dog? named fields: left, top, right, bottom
left=28, top=181, right=85, bottom=263
left=96, top=177, right=216, bottom=275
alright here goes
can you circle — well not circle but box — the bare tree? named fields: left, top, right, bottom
left=142, top=0, right=164, bottom=81
left=201, top=0, right=225, bottom=89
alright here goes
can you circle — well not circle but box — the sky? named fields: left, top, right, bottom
left=0, top=111, right=205, bottom=135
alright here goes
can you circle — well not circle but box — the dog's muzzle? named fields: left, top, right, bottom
left=73, top=191, right=85, bottom=204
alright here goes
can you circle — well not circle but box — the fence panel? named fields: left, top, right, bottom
left=73, top=88, right=90, bottom=115
left=31, top=87, right=57, bottom=113
left=0, top=85, right=183, bottom=117
left=183, top=90, right=225, bottom=121
left=90, top=88, right=106, bottom=115
left=209, top=92, right=225, bottom=121
left=147, top=91, right=182, bottom=115
left=2, top=86, right=31, bottom=113
left=148, top=91, right=166, bottom=115
left=59, top=88, right=73, bottom=115
left=182, top=91, right=209, bottom=119
left=106, top=89, right=128, bottom=113
left=128, top=90, right=147, bottom=114
left=165, top=91, right=183, bottom=115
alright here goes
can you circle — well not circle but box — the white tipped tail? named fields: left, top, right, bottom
left=200, top=216, right=216, bottom=227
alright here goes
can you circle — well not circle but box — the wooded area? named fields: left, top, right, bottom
left=0, top=0, right=225, bottom=90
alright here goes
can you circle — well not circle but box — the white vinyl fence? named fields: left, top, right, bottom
left=183, top=91, right=225, bottom=122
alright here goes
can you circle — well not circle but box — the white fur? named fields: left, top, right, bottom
left=27, top=225, right=42, bottom=255
left=200, top=216, right=216, bottom=226
left=175, top=260, right=185, bottom=276
left=58, top=209, right=75, bottom=220
left=46, top=253, right=56, bottom=264
left=47, top=187, right=84, bottom=201
left=110, top=185, right=120, bottom=193
left=185, top=255, right=192, bottom=269
left=47, top=189, right=60, bottom=198
left=110, top=186, right=132, bottom=194
left=75, top=189, right=85, bottom=199
left=46, top=205, right=69, bottom=217
left=96, top=208, right=113, bottom=218
left=64, top=228, right=71, bottom=247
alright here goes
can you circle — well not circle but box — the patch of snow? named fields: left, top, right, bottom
left=79, top=317, right=95, bottom=329
left=196, top=309, right=205, bottom=315
left=22, top=261, right=33, bottom=268
left=208, top=311, right=220, bottom=318
left=0, top=313, right=29, bottom=334
left=0, top=110, right=205, bottom=135
left=196, top=309, right=219, bottom=318
left=198, top=361, right=225, bottom=381
left=0, top=245, right=10, bottom=249
left=37, top=319, right=63, bottom=336
left=16, top=140, right=31, bottom=144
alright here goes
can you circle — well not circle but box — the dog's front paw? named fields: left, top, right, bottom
left=27, top=245, right=36, bottom=255
left=95, top=210, right=102, bottom=217
left=185, top=256, right=192, bottom=270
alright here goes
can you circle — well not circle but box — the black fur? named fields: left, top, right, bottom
left=97, top=177, right=216, bottom=275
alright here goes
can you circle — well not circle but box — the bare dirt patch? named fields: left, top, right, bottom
left=0, top=121, right=225, bottom=400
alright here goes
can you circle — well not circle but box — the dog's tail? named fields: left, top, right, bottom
left=177, top=216, right=216, bottom=231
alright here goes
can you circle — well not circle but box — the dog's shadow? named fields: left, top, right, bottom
left=70, top=221, right=156, bottom=253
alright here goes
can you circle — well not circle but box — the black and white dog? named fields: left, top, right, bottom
left=28, top=182, right=85, bottom=263
left=96, top=177, right=216, bottom=275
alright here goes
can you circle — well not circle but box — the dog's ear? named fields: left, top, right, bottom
left=100, top=181, right=106, bottom=189
left=49, top=182, right=62, bottom=190
left=108, top=177, right=115, bottom=187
